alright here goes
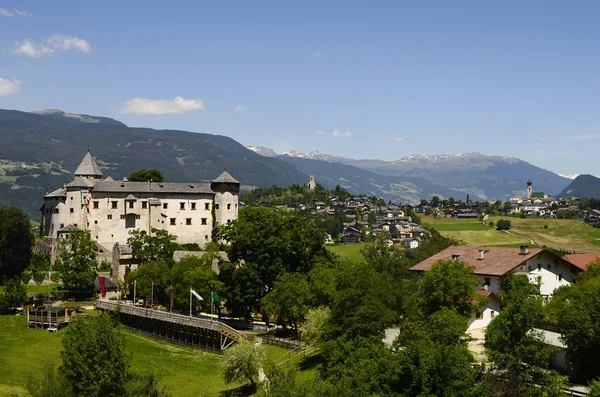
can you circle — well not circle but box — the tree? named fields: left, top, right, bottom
left=128, top=169, right=164, bottom=182
left=485, top=275, right=567, bottom=396
left=126, top=261, right=170, bottom=304
left=431, top=195, right=440, bottom=208
left=58, top=230, right=97, bottom=292
left=221, top=341, right=266, bottom=387
left=495, top=219, right=512, bottom=230
left=419, top=259, right=485, bottom=317
left=60, top=314, right=130, bottom=397
left=0, top=277, right=27, bottom=314
left=0, top=206, right=34, bottom=280
left=167, top=254, right=222, bottom=313
left=262, top=272, right=311, bottom=330
left=301, top=306, right=331, bottom=348
left=216, top=207, right=330, bottom=319
left=127, top=228, right=177, bottom=265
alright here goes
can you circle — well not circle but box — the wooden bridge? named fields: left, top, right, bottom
left=96, top=300, right=247, bottom=352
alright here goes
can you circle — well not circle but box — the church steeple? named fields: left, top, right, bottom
left=74, top=151, right=103, bottom=182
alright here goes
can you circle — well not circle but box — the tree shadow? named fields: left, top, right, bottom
left=298, top=351, right=325, bottom=371
left=218, top=383, right=256, bottom=397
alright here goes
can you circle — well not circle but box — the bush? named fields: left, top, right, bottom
left=34, top=271, right=46, bottom=285
left=98, top=260, right=111, bottom=272
left=50, top=272, right=61, bottom=283
left=21, top=270, right=32, bottom=284
left=496, top=219, right=512, bottom=231
left=544, top=224, right=548, bottom=229
left=488, top=221, right=494, bottom=227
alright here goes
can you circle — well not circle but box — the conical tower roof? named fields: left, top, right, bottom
left=213, top=171, right=239, bottom=184
left=74, top=151, right=103, bottom=177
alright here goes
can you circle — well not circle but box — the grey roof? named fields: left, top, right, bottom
left=104, top=176, right=114, bottom=181
left=213, top=171, right=239, bottom=184
left=58, top=224, right=81, bottom=233
left=124, top=194, right=137, bottom=201
left=74, top=151, right=103, bottom=177
left=66, top=176, right=95, bottom=188
left=46, top=187, right=66, bottom=197
left=92, top=181, right=213, bottom=194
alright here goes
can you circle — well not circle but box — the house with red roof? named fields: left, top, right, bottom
left=562, top=253, right=600, bottom=270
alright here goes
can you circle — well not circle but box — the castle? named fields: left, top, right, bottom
left=41, top=151, right=240, bottom=252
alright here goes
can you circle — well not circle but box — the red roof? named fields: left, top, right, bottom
left=475, top=289, right=503, bottom=304
left=562, top=254, right=600, bottom=270
left=410, top=246, right=545, bottom=276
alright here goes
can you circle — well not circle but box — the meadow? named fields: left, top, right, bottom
left=0, top=314, right=316, bottom=397
left=326, top=243, right=365, bottom=262
left=421, top=215, right=600, bottom=253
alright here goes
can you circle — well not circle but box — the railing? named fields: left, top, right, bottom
left=262, top=335, right=303, bottom=350
left=96, top=300, right=246, bottom=341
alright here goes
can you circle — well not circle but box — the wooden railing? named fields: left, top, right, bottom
left=96, top=300, right=246, bottom=342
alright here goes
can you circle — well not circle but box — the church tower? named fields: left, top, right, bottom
left=308, top=175, right=316, bottom=190
left=527, top=179, right=533, bottom=199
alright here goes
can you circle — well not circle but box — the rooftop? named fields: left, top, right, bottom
left=562, top=253, right=600, bottom=270
left=213, top=171, right=239, bottom=184
left=92, top=181, right=214, bottom=194
left=74, top=151, right=103, bottom=177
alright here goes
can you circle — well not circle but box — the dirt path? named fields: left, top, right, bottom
left=503, top=229, right=536, bottom=245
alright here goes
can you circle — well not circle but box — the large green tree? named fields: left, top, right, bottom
left=418, top=259, right=485, bottom=317
left=0, top=277, right=27, bottom=314
left=167, top=254, right=222, bottom=313
left=60, top=314, right=130, bottom=397
left=217, top=207, right=330, bottom=318
left=485, top=274, right=567, bottom=396
left=58, top=230, right=97, bottom=292
left=126, top=261, right=170, bottom=304
left=221, top=341, right=266, bottom=388
left=261, top=272, right=311, bottom=330
left=0, top=206, right=33, bottom=280
left=128, top=169, right=164, bottom=182
left=127, top=228, right=177, bottom=265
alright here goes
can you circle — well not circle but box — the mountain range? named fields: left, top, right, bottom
left=0, top=108, right=575, bottom=219
left=558, top=175, right=600, bottom=198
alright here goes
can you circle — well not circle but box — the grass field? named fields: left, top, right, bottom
left=0, top=314, right=316, bottom=397
left=422, top=215, right=600, bottom=253
left=326, top=243, right=365, bottom=262
left=0, top=284, right=57, bottom=294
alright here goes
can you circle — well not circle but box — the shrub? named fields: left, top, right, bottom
left=34, top=271, right=46, bottom=285
left=489, top=221, right=494, bottom=227
left=21, top=270, right=32, bottom=284
left=544, top=224, right=548, bottom=229
left=496, top=219, right=512, bottom=231
left=50, top=272, right=61, bottom=283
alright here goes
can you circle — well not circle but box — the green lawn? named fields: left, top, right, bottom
left=0, top=315, right=316, bottom=397
left=326, top=243, right=365, bottom=262
left=0, top=284, right=57, bottom=294
left=422, top=215, right=600, bottom=253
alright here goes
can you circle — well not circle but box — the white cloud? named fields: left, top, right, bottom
left=391, top=137, right=407, bottom=142
left=119, top=96, right=205, bottom=115
left=0, top=8, right=13, bottom=17
left=234, top=105, right=247, bottom=112
left=13, top=34, right=91, bottom=58
left=0, top=77, right=24, bottom=96
left=316, top=130, right=325, bottom=135
left=47, top=34, right=91, bottom=53
left=13, top=40, right=54, bottom=58
left=14, top=9, right=32, bottom=17
left=332, top=129, right=351, bottom=137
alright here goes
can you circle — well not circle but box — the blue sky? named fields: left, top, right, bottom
left=1, top=1, right=599, bottom=176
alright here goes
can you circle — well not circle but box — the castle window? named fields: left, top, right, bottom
left=120, top=215, right=126, bottom=220
left=201, top=218, right=207, bottom=225
left=227, top=219, right=231, bottom=224
left=70, top=197, right=73, bottom=200
left=191, top=203, right=196, bottom=210
left=186, top=218, right=192, bottom=225
left=558, top=274, right=563, bottom=281
left=215, top=204, right=220, bottom=210
left=483, top=277, right=491, bottom=286
left=54, top=208, right=59, bottom=214
left=538, top=264, right=542, bottom=271
left=205, top=203, right=210, bottom=210
left=94, top=220, right=98, bottom=224
left=136, top=215, right=140, bottom=219
left=235, top=204, right=238, bottom=209
left=491, top=311, right=495, bottom=319
left=180, top=202, right=185, bottom=210
left=170, top=218, right=176, bottom=226
left=141, top=201, right=147, bottom=209
left=111, top=201, right=118, bottom=209
left=205, top=235, right=209, bottom=241
left=163, top=203, right=168, bottom=209
left=73, top=224, right=77, bottom=227
left=227, top=204, right=231, bottom=210
left=93, top=201, right=99, bottom=209
left=128, top=201, right=134, bottom=209
left=107, top=214, right=112, bottom=220
left=70, top=208, right=74, bottom=213
left=60, top=223, right=64, bottom=229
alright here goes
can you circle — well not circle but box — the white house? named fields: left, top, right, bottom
left=404, top=238, right=419, bottom=249
left=467, top=289, right=502, bottom=331
left=410, top=246, right=579, bottom=298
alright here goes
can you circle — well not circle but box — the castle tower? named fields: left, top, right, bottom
left=211, top=171, right=240, bottom=226
left=527, top=179, right=533, bottom=199
left=74, top=150, right=103, bottom=183
left=308, top=175, right=316, bottom=190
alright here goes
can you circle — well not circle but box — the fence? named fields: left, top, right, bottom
left=262, top=335, right=303, bottom=350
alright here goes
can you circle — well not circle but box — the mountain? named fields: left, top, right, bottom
left=0, top=109, right=308, bottom=218
left=257, top=148, right=571, bottom=200
left=558, top=174, right=600, bottom=198
left=245, top=145, right=278, bottom=157
left=276, top=155, right=478, bottom=203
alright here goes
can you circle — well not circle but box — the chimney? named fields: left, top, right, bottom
left=478, top=249, right=485, bottom=260
left=520, top=245, right=529, bottom=255
left=149, top=179, right=153, bottom=190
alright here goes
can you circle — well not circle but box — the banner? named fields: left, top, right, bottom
left=99, top=276, right=106, bottom=298
left=190, top=289, right=203, bottom=301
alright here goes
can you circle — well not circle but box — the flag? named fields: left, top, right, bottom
left=190, top=289, right=203, bottom=301
left=99, top=276, right=106, bottom=298
left=169, top=287, right=174, bottom=310
left=211, top=291, right=221, bottom=306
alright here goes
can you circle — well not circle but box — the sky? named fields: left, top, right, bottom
left=1, top=1, right=600, bottom=176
